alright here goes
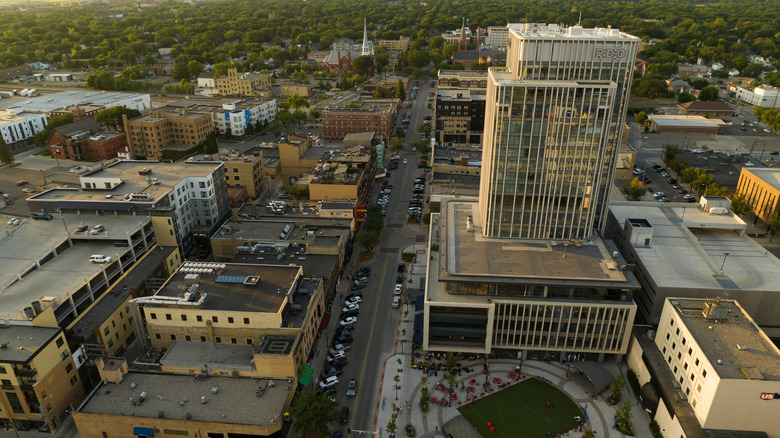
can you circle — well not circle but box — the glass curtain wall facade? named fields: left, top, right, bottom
left=479, top=25, right=638, bottom=239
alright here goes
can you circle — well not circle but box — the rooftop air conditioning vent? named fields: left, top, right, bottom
left=244, top=276, right=260, bottom=286
left=736, top=344, right=747, bottom=351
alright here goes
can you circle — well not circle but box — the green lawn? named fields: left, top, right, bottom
left=457, top=378, right=582, bottom=438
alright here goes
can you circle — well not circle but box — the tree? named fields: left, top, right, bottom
left=395, top=79, right=406, bottom=101
left=415, top=139, right=431, bottom=157
left=678, top=91, right=696, bottom=103
left=33, top=113, right=74, bottom=147
left=632, top=74, right=668, bottom=99
left=393, top=374, right=401, bottom=400
left=288, top=390, right=338, bottom=438
left=352, top=55, right=374, bottom=76
left=635, top=111, right=648, bottom=124
left=625, top=178, right=647, bottom=201
left=287, top=94, right=310, bottom=109
left=406, top=50, right=430, bottom=69
left=309, top=109, right=321, bottom=120
left=690, top=78, right=710, bottom=90
left=419, top=376, right=430, bottom=412
left=172, top=61, right=191, bottom=81
left=282, top=183, right=309, bottom=199
left=366, top=205, right=385, bottom=232
left=390, top=137, right=405, bottom=154
left=615, top=401, right=634, bottom=433
left=374, top=85, right=393, bottom=99
left=730, top=193, right=752, bottom=217
left=187, top=60, right=204, bottom=79
left=94, top=107, right=141, bottom=131
left=355, top=230, right=380, bottom=249
left=768, top=212, right=780, bottom=243
left=663, top=143, right=682, bottom=164
left=610, top=375, right=626, bottom=405
left=0, top=135, right=14, bottom=165
left=430, top=36, right=445, bottom=50
left=386, top=417, right=397, bottom=438
left=699, top=85, right=719, bottom=101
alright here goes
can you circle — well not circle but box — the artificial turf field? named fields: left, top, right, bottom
left=457, top=378, right=582, bottom=437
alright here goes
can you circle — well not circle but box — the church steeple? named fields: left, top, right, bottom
left=362, top=18, right=371, bottom=56
left=459, top=17, right=468, bottom=52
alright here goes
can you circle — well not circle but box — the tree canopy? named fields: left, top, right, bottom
left=288, top=390, right=338, bottom=437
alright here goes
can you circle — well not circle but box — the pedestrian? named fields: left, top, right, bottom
left=546, top=401, right=551, bottom=408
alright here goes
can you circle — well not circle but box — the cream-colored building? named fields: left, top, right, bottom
left=736, top=167, right=780, bottom=223
left=627, top=298, right=780, bottom=438
left=280, top=83, right=313, bottom=97
left=216, top=68, right=272, bottom=97
left=0, top=325, right=85, bottom=434
left=377, top=36, right=411, bottom=53
left=123, top=108, right=213, bottom=160
left=131, top=263, right=325, bottom=381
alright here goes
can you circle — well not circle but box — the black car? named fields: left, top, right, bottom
left=641, top=177, right=652, bottom=184
left=666, top=177, right=677, bottom=184
left=329, top=357, right=348, bottom=367
left=32, top=213, right=53, bottom=220
left=339, top=407, right=349, bottom=424
left=652, top=164, right=661, bottom=169
left=336, top=328, right=353, bottom=338
left=396, top=273, right=404, bottom=283
left=351, top=284, right=366, bottom=291
left=321, top=366, right=343, bottom=380
left=397, top=263, right=405, bottom=273
left=335, top=334, right=353, bottom=344
left=341, top=310, right=359, bottom=318
left=655, top=167, right=666, bottom=173
left=356, top=267, right=371, bottom=275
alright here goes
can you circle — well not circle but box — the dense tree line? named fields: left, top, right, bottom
left=0, top=0, right=777, bottom=83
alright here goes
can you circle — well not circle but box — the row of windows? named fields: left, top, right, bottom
left=154, top=333, right=254, bottom=345
left=149, top=313, right=251, bottom=325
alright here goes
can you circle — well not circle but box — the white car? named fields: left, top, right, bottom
left=692, top=149, right=704, bottom=154
left=653, top=192, right=665, bottom=199
left=89, top=255, right=112, bottom=264
left=340, top=316, right=357, bottom=326
left=403, top=159, right=408, bottom=164
left=7, top=217, right=18, bottom=225
left=346, top=296, right=362, bottom=305
left=328, top=347, right=345, bottom=357
left=342, top=303, right=360, bottom=312
left=90, top=224, right=105, bottom=234
left=394, top=284, right=403, bottom=295
left=319, top=375, right=339, bottom=389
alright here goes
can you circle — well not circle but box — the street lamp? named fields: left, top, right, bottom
left=720, top=252, right=730, bottom=273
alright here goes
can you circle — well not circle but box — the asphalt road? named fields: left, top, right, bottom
left=328, top=85, right=433, bottom=435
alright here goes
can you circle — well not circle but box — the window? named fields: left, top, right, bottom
left=697, top=384, right=701, bottom=392
left=150, top=313, right=157, bottom=320
left=166, top=314, right=172, bottom=320
left=690, top=372, right=695, bottom=381
left=662, top=346, right=666, bottom=354
left=668, top=356, right=672, bottom=364
left=231, top=338, right=237, bottom=344
left=692, top=399, right=697, bottom=408
left=70, top=376, right=78, bottom=386
left=61, top=350, right=69, bottom=361
left=682, top=337, right=686, bottom=345
left=197, top=315, right=203, bottom=322
left=673, top=366, right=678, bottom=373
left=212, top=316, right=219, bottom=323
left=676, top=328, right=680, bottom=336
left=666, top=333, right=670, bottom=340
left=185, top=335, right=191, bottom=341
left=688, top=347, right=692, bottom=356
left=200, top=336, right=206, bottom=342
left=244, top=318, right=250, bottom=324
left=670, top=319, right=674, bottom=327
left=684, top=362, right=688, bottom=370
left=679, top=376, right=684, bottom=384
left=695, top=358, right=699, bottom=366
left=215, top=337, right=222, bottom=343
left=677, top=352, right=682, bottom=360
left=702, top=369, right=707, bottom=378
left=246, top=339, right=252, bottom=344
left=228, top=317, right=234, bottom=324
left=686, top=388, right=690, bottom=395
left=104, top=327, right=110, bottom=336
left=0, top=366, right=5, bottom=374
left=672, top=342, right=676, bottom=350
left=107, top=339, right=114, bottom=348
left=170, top=334, right=176, bottom=340
left=1, top=379, right=12, bottom=386
left=155, top=333, right=162, bottom=339
left=181, top=315, right=187, bottom=322
left=56, top=337, right=64, bottom=348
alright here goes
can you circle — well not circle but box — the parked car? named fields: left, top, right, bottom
left=340, top=316, right=357, bottom=326
left=335, top=334, right=353, bottom=344
left=653, top=192, right=665, bottom=199
left=392, top=296, right=402, bottom=308
left=332, top=342, right=351, bottom=352
left=278, top=193, right=290, bottom=199
left=321, top=366, right=343, bottom=380
left=394, top=284, right=403, bottom=295
left=346, top=378, right=358, bottom=397
left=32, top=213, right=53, bottom=220
left=346, top=292, right=363, bottom=300
left=342, top=303, right=359, bottom=313
left=345, top=296, right=361, bottom=305
left=319, top=376, right=339, bottom=389
left=328, top=347, right=346, bottom=358
left=89, top=255, right=112, bottom=264
left=90, top=224, right=105, bottom=234
left=339, top=407, right=349, bottom=424
left=398, top=263, right=405, bottom=273
left=73, top=224, right=89, bottom=233
left=351, top=283, right=366, bottom=291
left=7, top=217, right=19, bottom=225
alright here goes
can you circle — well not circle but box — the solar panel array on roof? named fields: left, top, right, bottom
left=215, top=275, right=249, bottom=284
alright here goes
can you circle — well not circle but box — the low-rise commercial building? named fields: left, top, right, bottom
left=0, top=325, right=85, bottom=434
left=131, top=262, right=324, bottom=381
left=73, top=362, right=294, bottom=438
left=647, top=115, right=726, bottom=134
left=123, top=107, right=214, bottom=160
left=423, top=198, right=640, bottom=360
left=46, top=118, right=128, bottom=161
left=678, top=101, right=735, bottom=118
left=435, top=89, right=485, bottom=146
left=280, top=83, right=313, bottom=97
left=677, top=63, right=709, bottom=78
left=215, top=68, right=272, bottom=97
left=8, top=90, right=151, bottom=116
left=606, top=200, right=780, bottom=334
left=735, top=167, right=780, bottom=223
left=189, top=151, right=266, bottom=198
left=627, top=298, right=780, bottom=438
left=306, top=146, right=376, bottom=204
left=322, top=98, right=398, bottom=141
left=735, top=85, right=780, bottom=109
left=0, top=110, right=48, bottom=149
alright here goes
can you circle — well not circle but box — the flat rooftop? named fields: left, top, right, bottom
left=648, top=115, right=724, bottom=128
left=324, top=98, right=397, bottom=112
left=438, top=70, right=488, bottom=78
left=430, top=199, right=638, bottom=304
left=30, top=160, right=221, bottom=204
left=156, top=263, right=301, bottom=313
left=436, top=89, right=486, bottom=102
left=8, top=90, right=148, bottom=113
left=213, top=219, right=349, bottom=245
left=508, top=23, right=639, bottom=41
left=610, top=202, right=780, bottom=291
left=0, top=325, right=60, bottom=363
left=232, top=253, right=337, bottom=280
left=160, top=341, right=254, bottom=372
left=69, top=246, right=177, bottom=340
left=79, top=372, right=291, bottom=426
left=670, top=299, right=780, bottom=381
left=0, top=213, right=150, bottom=320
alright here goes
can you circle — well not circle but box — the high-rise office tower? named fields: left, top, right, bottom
left=478, top=24, right=638, bottom=239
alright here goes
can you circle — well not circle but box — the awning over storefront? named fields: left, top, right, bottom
left=415, top=295, right=424, bottom=311
left=414, top=313, right=424, bottom=332
left=319, top=312, right=331, bottom=330
left=413, top=332, right=424, bottom=345
left=567, top=361, right=614, bottom=395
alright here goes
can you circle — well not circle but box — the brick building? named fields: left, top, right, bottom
left=46, top=118, right=128, bottom=161
left=123, top=107, right=213, bottom=160
left=435, top=89, right=486, bottom=146
left=322, top=99, right=398, bottom=141
left=678, top=100, right=735, bottom=118
left=215, top=68, right=272, bottom=97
